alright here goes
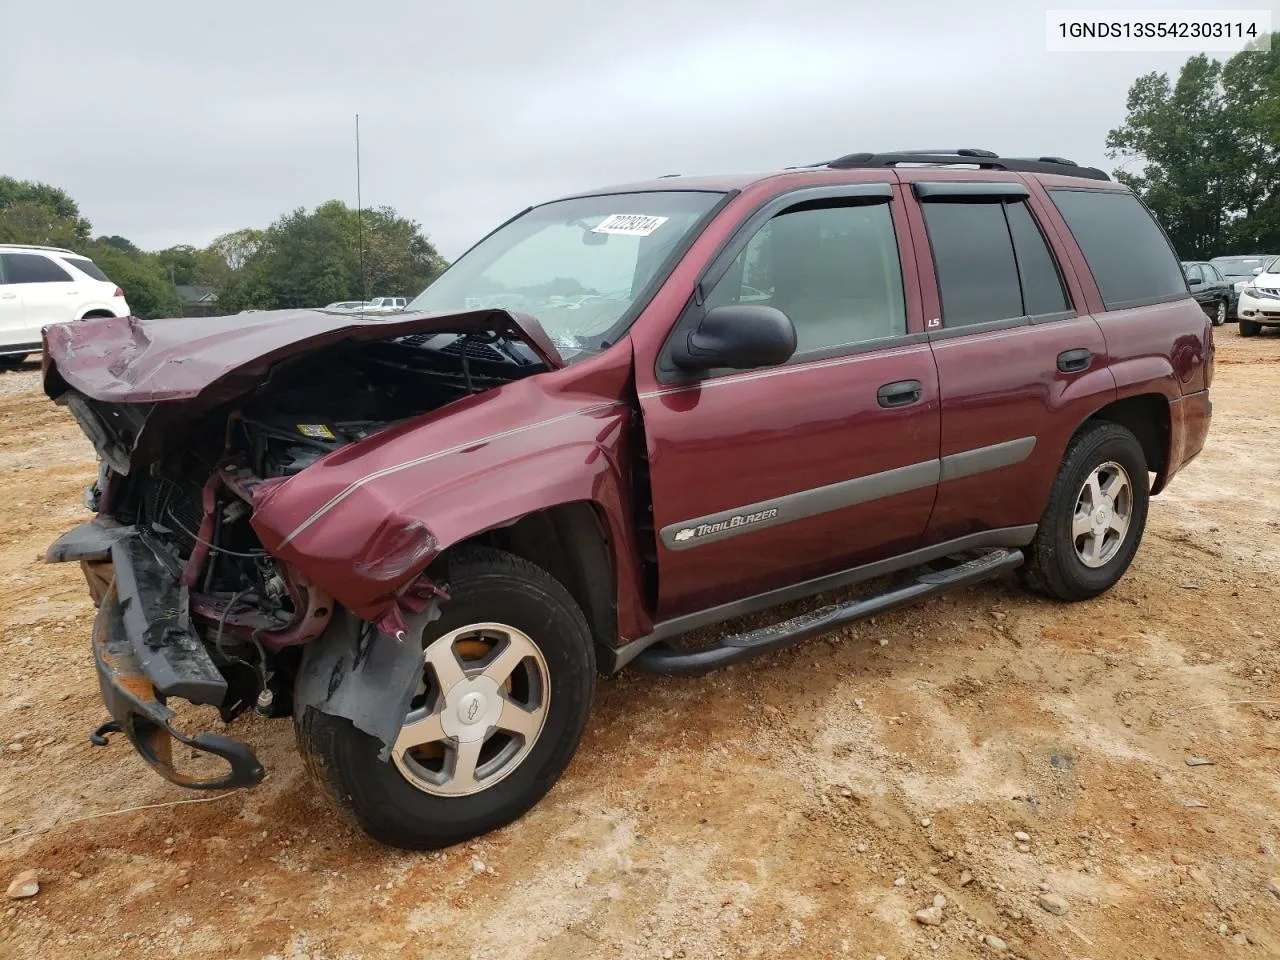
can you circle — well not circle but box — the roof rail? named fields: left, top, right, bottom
left=0, top=242, right=77, bottom=254
left=825, top=149, right=1109, bottom=181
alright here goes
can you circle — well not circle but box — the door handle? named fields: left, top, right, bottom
left=1057, top=348, right=1092, bottom=373
left=877, top=379, right=923, bottom=408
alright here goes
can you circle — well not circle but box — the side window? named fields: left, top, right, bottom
left=1207, top=264, right=1224, bottom=282
left=705, top=200, right=906, bottom=355
left=1004, top=202, right=1069, bottom=316
left=920, top=202, right=1022, bottom=326
left=1, top=253, right=73, bottom=284
left=1047, top=189, right=1187, bottom=309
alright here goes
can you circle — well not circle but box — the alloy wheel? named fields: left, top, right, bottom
left=392, top=622, right=550, bottom=797
left=1072, top=461, right=1133, bottom=568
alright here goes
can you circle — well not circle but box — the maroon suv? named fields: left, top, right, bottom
left=44, top=149, right=1212, bottom=849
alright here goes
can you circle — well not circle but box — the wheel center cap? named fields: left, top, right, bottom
left=438, top=675, right=504, bottom=742
left=456, top=691, right=487, bottom=725
left=1094, top=502, right=1112, bottom=528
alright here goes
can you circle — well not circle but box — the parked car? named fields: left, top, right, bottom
left=366, top=296, right=407, bottom=311
left=324, top=300, right=372, bottom=311
left=0, top=244, right=130, bottom=365
left=1236, top=255, right=1280, bottom=336
left=1210, top=255, right=1276, bottom=316
left=43, top=149, right=1212, bottom=850
left=1181, top=261, right=1233, bottom=325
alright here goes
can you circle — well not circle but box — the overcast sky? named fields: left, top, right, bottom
left=0, top=1, right=1257, bottom=261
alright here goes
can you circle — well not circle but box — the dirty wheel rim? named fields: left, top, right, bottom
left=1072, top=461, right=1133, bottom=569
left=392, top=622, right=550, bottom=797
left=1217, top=301, right=1227, bottom=324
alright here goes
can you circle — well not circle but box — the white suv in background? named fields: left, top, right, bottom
left=1236, top=256, right=1280, bottom=337
left=0, top=244, right=131, bottom=365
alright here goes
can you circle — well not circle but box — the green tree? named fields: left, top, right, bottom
left=0, top=176, right=91, bottom=246
left=216, top=202, right=445, bottom=312
left=155, top=244, right=230, bottom=287
left=86, top=241, right=181, bottom=319
left=1107, top=35, right=1280, bottom=258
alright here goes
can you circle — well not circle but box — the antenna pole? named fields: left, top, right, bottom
left=356, top=114, right=366, bottom=303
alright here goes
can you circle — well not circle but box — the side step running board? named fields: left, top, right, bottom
left=631, top=548, right=1024, bottom=676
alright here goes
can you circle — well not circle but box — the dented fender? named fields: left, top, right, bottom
left=250, top=345, right=647, bottom=633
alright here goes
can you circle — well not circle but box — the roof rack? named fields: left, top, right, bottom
left=0, top=243, right=77, bottom=254
left=824, top=149, right=1109, bottom=181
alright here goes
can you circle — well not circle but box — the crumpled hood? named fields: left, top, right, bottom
left=42, top=306, right=563, bottom=406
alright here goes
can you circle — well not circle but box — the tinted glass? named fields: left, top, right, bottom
left=63, top=257, right=109, bottom=282
left=1005, top=202, right=1069, bottom=316
left=1206, top=264, right=1224, bottom=281
left=705, top=200, right=906, bottom=354
left=1186, top=264, right=1205, bottom=283
left=2, top=253, right=73, bottom=283
left=921, top=202, right=1022, bottom=326
left=1049, top=190, right=1186, bottom=309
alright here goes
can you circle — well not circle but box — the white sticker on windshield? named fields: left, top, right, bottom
left=592, top=214, right=669, bottom=237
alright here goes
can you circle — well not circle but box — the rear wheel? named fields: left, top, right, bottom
left=1240, top=320, right=1261, bottom=337
left=295, top=546, right=595, bottom=849
left=1021, top=422, right=1149, bottom=601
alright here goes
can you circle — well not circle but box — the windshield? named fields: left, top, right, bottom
left=1211, top=256, right=1269, bottom=277
left=408, top=191, right=723, bottom=357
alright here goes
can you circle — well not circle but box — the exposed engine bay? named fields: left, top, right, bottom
left=71, top=330, right=540, bottom=722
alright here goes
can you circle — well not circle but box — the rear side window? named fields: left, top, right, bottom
left=1, top=252, right=73, bottom=283
left=1048, top=190, right=1186, bottom=310
left=1005, top=202, right=1069, bottom=317
left=63, top=257, right=109, bottom=282
left=920, top=200, right=1068, bottom=327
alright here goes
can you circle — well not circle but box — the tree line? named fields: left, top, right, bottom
left=1108, top=34, right=1279, bottom=259
left=0, top=178, right=446, bottom=318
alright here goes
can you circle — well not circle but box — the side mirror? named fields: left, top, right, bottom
left=1187, top=276, right=1204, bottom=286
left=1253, top=266, right=1264, bottom=275
left=671, top=304, right=797, bottom=372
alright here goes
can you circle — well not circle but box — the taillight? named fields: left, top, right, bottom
left=113, top=287, right=124, bottom=297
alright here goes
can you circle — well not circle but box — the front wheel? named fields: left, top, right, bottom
left=296, top=546, right=596, bottom=849
left=1021, top=422, right=1150, bottom=602
left=1239, top=320, right=1261, bottom=337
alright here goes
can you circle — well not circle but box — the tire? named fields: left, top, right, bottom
left=1020, top=422, right=1150, bottom=602
left=0, top=354, right=28, bottom=367
left=1214, top=299, right=1227, bottom=326
left=1240, top=320, right=1261, bottom=337
left=296, top=546, right=596, bottom=849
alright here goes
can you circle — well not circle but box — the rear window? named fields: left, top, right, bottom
left=1048, top=190, right=1186, bottom=310
left=63, top=257, right=109, bottom=282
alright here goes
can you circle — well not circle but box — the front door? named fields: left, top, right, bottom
left=637, top=183, right=942, bottom=619
left=0, top=252, right=79, bottom=337
left=0, top=266, right=26, bottom=348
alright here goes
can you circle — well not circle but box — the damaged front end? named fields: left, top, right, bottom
left=44, top=307, right=558, bottom=788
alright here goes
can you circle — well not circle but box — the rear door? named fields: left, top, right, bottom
left=0, top=252, right=79, bottom=332
left=898, top=172, right=1115, bottom=544
left=637, top=182, right=942, bottom=619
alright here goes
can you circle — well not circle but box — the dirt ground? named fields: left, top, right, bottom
left=0, top=332, right=1277, bottom=960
